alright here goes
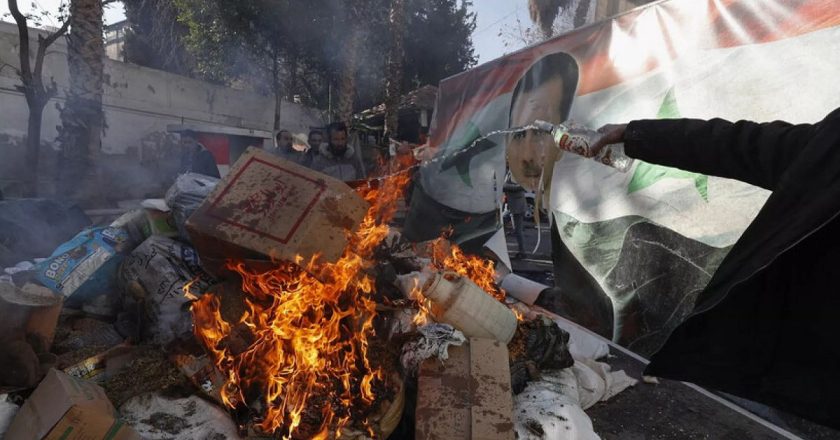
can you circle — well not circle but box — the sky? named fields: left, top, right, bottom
left=0, top=0, right=126, bottom=27
left=471, top=0, right=533, bottom=64
left=1, top=0, right=529, bottom=65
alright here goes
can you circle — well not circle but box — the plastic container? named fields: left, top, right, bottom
left=534, top=120, right=635, bottom=172
left=420, top=271, right=517, bottom=343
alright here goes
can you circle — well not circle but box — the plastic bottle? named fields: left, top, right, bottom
left=533, top=120, right=635, bottom=172
left=419, top=271, right=518, bottom=343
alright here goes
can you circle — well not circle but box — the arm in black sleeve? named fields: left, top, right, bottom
left=623, top=117, right=817, bottom=191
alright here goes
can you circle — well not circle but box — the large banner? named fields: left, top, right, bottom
left=405, top=0, right=840, bottom=356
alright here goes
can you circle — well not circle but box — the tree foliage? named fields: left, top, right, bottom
left=123, top=0, right=477, bottom=117
left=403, top=0, right=476, bottom=91
left=123, top=0, right=194, bottom=76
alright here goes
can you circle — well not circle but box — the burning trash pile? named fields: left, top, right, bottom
left=0, top=148, right=634, bottom=440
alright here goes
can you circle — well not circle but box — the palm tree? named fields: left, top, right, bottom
left=384, top=0, right=406, bottom=140
left=528, top=0, right=562, bottom=39
left=57, top=0, right=106, bottom=200
left=336, top=43, right=358, bottom=124
left=571, top=0, right=592, bottom=28
left=528, top=0, right=592, bottom=39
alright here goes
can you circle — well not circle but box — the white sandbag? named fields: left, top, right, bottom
left=0, top=395, right=19, bottom=438
left=513, top=371, right=601, bottom=440
left=572, top=358, right=638, bottom=410
left=120, top=393, right=242, bottom=439
left=119, top=236, right=216, bottom=345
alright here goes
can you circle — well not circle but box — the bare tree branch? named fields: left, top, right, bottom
left=8, top=0, right=33, bottom=88
left=34, top=18, right=70, bottom=82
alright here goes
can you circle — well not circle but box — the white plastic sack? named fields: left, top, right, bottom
left=514, top=371, right=601, bottom=440
left=120, top=393, right=242, bottom=439
left=4, top=261, right=34, bottom=276
left=0, top=395, right=19, bottom=439
left=165, top=173, right=219, bottom=241
left=572, top=358, right=637, bottom=410
left=120, top=236, right=215, bottom=344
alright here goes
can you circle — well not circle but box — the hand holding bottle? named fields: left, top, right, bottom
left=533, top=120, right=635, bottom=172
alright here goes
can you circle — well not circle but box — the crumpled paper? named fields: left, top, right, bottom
left=400, top=323, right=466, bottom=375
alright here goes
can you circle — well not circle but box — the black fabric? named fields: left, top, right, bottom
left=402, top=181, right=498, bottom=251
left=179, top=145, right=221, bottom=179
left=624, top=107, right=840, bottom=429
left=538, top=217, right=615, bottom=339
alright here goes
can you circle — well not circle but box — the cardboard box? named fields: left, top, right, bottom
left=5, top=369, right=141, bottom=440
left=186, top=147, right=369, bottom=273
left=416, top=338, right=515, bottom=440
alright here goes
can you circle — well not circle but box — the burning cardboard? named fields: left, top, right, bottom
left=188, top=172, right=410, bottom=438
left=186, top=147, right=369, bottom=274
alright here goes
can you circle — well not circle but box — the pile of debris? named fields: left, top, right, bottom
left=0, top=148, right=635, bottom=440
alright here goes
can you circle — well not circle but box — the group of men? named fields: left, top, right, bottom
left=176, top=122, right=363, bottom=182
left=272, top=122, right=362, bottom=182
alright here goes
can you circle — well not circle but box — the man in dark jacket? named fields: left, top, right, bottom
left=312, top=122, right=362, bottom=181
left=178, top=130, right=220, bottom=179
left=593, top=107, right=840, bottom=429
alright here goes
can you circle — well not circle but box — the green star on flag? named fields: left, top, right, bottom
left=439, top=122, right=498, bottom=187
left=628, top=88, right=709, bottom=201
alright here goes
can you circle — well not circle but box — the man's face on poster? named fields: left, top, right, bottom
left=507, top=75, right=568, bottom=190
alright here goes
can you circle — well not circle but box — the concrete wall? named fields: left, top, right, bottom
left=0, top=21, right=323, bottom=198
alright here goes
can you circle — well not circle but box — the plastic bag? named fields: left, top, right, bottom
left=34, top=227, right=132, bottom=299
left=119, top=236, right=216, bottom=345
left=164, top=173, right=219, bottom=242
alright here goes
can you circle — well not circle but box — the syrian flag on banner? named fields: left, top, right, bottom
left=405, top=0, right=840, bottom=355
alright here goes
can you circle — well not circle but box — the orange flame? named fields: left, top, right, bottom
left=427, top=237, right=506, bottom=302
left=191, top=173, right=410, bottom=439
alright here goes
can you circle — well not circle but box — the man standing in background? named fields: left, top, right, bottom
left=178, top=130, right=220, bottom=178
left=312, top=122, right=362, bottom=181
left=273, top=129, right=311, bottom=166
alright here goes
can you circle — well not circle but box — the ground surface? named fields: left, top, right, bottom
left=507, top=220, right=840, bottom=440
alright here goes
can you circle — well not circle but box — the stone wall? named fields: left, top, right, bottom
left=0, top=21, right=323, bottom=199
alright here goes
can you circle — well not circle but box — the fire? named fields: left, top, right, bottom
left=188, top=164, right=510, bottom=437
left=427, top=237, right=506, bottom=302
left=190, top=172, right=410, bottom=439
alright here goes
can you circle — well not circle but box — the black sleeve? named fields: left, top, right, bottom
left=196, top=150, right=221, bottom=178
left=624, top=117, right=818, bottom=191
